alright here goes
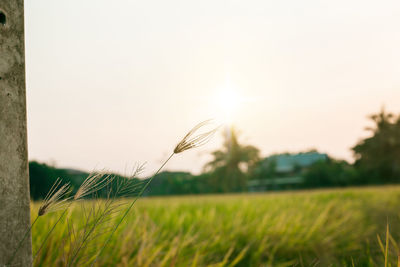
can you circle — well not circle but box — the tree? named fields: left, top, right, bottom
left=204, top=126, right=260, bottom=192
left=29, top=161, right=59, bottom=200
left=302, top=159, right=357, bottom=188
left=352, top=108, right=400, bottom=184
left=252, top=158, right=277, bottom=181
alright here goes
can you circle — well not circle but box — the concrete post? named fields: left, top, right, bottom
left=0, top=1, right=32, bottom=266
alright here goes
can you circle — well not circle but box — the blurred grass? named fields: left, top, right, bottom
left=31, top=186, right=400, bottom=266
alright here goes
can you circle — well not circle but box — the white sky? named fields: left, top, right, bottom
left=25, top=0, right=400, bottom=176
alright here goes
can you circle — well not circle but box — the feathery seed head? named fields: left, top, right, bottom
left=38, top=178, right=71, bottom=216
left=174, top=119, right=220, bottom=154
left=74, top=171, right=114, bottom=200
left=127, top=162, right=146, bottom=179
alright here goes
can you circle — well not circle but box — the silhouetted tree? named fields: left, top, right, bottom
left=303, top=159, right=357, bottom=187
left=352, top=108, right=400, bottom=183
left=29, top=161, right=65, bottom=200
left=205, top=126, right=260, bottom=192
left=252, top=158, right=277, bottom=181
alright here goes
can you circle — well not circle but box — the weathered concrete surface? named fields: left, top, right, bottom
left=0, top=1, right=32, bottom=266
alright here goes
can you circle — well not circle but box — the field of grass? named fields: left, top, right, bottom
left=31, top=186, right=400, bottom=266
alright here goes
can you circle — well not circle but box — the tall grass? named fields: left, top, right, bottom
left=90, top=119, right=220, bottom=265
left=31, top=186, right=400, bottom=266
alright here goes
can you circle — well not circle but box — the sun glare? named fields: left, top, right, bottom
left=214, top=88, right=241, bottom=124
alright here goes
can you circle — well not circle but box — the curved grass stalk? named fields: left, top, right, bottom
left=67, top=184, right=128, bottom=265
left=90, top=120, right=219, bottom=266
left=66, top=167, right=144, bottom=266
left=90, top=152, right=174, bottom=266
left=33, top=204, right=71, bottom=262
left=33, top=172, right=113, bottom=263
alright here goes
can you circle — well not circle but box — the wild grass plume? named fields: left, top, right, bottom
left=33, top=170, right=115, bottom=263
left=38, top=178, right=71, bottom=216
left=74, top=172, right=113, bottom=200
left=91, top=119, right=220, bottom=265
left=174, top=119, right=220, bottom=153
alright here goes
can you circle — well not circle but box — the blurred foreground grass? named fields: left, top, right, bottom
left=32, top=186, right=400, bottom=266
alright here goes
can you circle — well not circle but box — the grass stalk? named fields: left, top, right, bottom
left=67, top=198, right=116, bottom=266
left=90, top=152, right=175, bottom=266
left=385, top=223, right=389, bottom=267
left=33, top=204, right=71, bottom=262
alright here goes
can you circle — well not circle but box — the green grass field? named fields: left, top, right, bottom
left=31, top=186, right=400, bottom=266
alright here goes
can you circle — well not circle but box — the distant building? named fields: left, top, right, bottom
left=248, top=151, right=328, bottom=191
left=268, top=152, right=328, bottom=173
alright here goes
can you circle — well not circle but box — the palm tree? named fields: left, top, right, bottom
left=205, top=126, right=260, bottom=192
left=352, top=108, right=400, bottom=183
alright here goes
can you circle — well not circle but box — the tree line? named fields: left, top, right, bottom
left=29, top=108, right=400, bottom=199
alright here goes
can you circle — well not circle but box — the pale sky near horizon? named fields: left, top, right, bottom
left=25, top=0, right=400, bottom=176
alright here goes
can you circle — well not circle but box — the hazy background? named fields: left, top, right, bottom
left=25, top=0, right=400, bottom=176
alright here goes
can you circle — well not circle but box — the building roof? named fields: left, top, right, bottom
left=265, top=152, right=328, bottom=173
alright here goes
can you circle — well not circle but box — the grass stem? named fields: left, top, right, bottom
left=33, top=204, right=70, bottom=262
left=90, top=152, right=175, bottom=266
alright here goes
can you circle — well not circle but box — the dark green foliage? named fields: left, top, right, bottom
left=252, top=158, right=277, bottom=180
left=302, top=159, right=357, bottom=188
left=145, top=172, right=197, bottom=195
left=352, top=109, right=400, bottom=184
left=29, top=161, right=142, bottom=200
left=29, top=161, right=69, bottom=200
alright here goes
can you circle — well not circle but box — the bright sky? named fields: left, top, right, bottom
left=25, top=0, right=400, bottom=176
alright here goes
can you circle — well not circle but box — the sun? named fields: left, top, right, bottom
left=214, top=88, right=241, bottom=124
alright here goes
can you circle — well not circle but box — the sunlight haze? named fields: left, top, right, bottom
left=25, top=0, right=400, bottom=176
